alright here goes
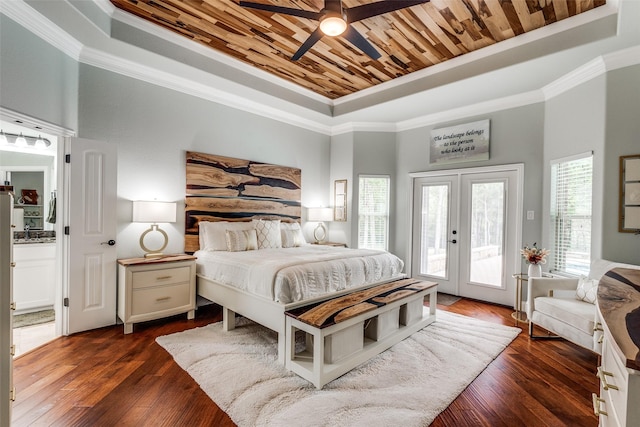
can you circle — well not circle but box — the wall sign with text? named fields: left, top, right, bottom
left=430, top=119, right=490, bottom=165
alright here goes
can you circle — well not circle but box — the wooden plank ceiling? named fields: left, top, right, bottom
left=110, top=0, right=606, bottom=99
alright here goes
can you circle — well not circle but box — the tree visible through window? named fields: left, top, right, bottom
left=358, top=175, right=390, bottom=250
left=550, top=153, right=593, bottom=276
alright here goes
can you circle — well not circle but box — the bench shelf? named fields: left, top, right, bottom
left=285, top=281, right=437, bottom=388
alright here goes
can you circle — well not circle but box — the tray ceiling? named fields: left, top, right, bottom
left=110, top=0, right=606, bottom=100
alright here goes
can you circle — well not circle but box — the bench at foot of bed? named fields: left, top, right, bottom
left=283, top=278, right=438, bottom=389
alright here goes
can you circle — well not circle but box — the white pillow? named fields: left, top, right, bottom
left=252, top=219, right=282, bottom=249
left=225, top=229, right=258, bottom=252
left=201, top=221, right=253, bottom=251
left=281, top=222, right=306, bottom=248
left=576, top=276, right=598, bottom=304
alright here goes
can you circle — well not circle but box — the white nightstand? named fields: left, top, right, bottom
left=117, top=254, right=196, bottom=334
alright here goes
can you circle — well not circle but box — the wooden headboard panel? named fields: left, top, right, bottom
left=184, top=151, right=302, bottom=253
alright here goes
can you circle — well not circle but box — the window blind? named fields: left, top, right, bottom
left=550, top=153, right=593, bottom=276
left=358, top=176, right=390, bottom=250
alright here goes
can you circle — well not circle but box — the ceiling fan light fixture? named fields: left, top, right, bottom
left=320, top=13, right=347, bottom=36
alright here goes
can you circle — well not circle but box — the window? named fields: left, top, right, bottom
left=550, top=152, right=593, bottom=276
left=358, top=175, right=390, bottom=250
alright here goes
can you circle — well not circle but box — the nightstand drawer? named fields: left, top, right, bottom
left=131, top=282, right=191, bottom=316
left=131, top=266, right=191, bottom=289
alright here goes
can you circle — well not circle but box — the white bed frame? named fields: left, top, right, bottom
left=197, top=273, right=406, bottom=364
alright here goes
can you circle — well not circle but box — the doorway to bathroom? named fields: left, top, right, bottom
left=0, top=119, right=60, bottom=356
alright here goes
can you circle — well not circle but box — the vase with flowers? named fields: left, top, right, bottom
left=521, top=243, right=550, bottom=278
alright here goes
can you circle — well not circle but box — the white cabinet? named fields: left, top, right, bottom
left=117, top=255, right=196, bottom=334
left=595, top=268, right=640, bottom=427
left=13, top=243, right=56, bottom=314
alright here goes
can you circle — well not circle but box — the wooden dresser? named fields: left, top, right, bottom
left=595, top=268, right=640, bottom=427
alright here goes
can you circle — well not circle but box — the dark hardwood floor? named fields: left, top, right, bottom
left=12, top=299, right=599, bottom=426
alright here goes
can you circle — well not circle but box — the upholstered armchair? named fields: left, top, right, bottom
left=526, top=259, right=640, bottom=354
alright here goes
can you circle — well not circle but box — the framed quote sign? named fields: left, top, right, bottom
left=430, top=119, right=490, bottom=165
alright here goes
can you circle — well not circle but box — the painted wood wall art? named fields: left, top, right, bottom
left=184, top=151, right=302, bottom=253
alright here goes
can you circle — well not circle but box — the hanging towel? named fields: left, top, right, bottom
left=47, top=196, right=56, bottom=224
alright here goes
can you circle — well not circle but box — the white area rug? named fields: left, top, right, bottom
left=156, top=311, right=520, bottom=427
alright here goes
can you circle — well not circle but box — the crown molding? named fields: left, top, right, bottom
left=4, top=0, right=636, bottom=138
left=80, top=47, right=333, bottom=135
left=0, top=107, right=76, bottom=137
left=331, top=122, right=397, bottom=136
left=542, top=57, right=608, bottom=100
left=394, top=90, right=546, bottom=133
left=603, top=43, right=640, bottom=71
left=0, top=0, right=83, bottom=60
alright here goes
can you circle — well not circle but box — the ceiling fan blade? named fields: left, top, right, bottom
left=346, top=0, right=430, bottom=23
left=291, top=27, right=324, bottom=61
left=239, top=1, right=322, bottom=21
left=342, top=25, right=381, bottom=60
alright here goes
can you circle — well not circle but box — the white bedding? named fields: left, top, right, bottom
left=195, top=245, right=405, bottom=303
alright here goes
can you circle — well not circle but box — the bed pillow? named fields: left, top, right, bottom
left=281, top=222, right=306, bottom=248
left=225, top=229, right=258, bottom=252
left=201, top=221, right=253, bottom=251
left=252, top=219, right=282, bottom=249
left=575, top=276, right=598, bottom=304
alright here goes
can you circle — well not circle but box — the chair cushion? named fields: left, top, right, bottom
left=533, top=297, right=595, bottom=335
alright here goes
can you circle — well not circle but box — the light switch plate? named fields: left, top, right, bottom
left=527, top=211, right=534, bottom=220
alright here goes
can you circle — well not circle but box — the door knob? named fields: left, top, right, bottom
left=448, top=239, right=457, bottom=244
left=101, top=239, right=116, bottom=246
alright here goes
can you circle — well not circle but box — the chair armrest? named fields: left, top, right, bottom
left=526, top=277, right=579, bottom=318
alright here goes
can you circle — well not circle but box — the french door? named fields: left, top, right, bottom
left=411, top=165, right=522, bottom=306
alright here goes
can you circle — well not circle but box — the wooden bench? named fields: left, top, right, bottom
left=284, top=278, right=437, bottom=388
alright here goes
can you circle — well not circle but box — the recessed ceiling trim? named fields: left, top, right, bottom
left=333, top=0, right=620, bottom=107
left=105, top=2, right=333, bottom=105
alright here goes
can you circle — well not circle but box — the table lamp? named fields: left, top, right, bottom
left=132, top=200, right=177, bottom=257
left=307, top=207, right=333, bottom=243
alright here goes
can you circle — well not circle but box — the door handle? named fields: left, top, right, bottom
left=448, top=239, right=457, bottom=244
left=101, top=239, right=116, bottom=246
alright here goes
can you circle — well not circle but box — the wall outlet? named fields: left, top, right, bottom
left=527, top=211, right=535, bottom=220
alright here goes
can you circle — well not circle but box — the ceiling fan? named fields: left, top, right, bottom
left=238, top=0, right=431, bottom=60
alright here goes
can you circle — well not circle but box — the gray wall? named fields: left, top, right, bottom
left=329, top=132, right=354, bottom=246
left=0, top=15, right=78, bottom=130
left=352, top=132, right=396, bottom=250
left=542, top=75, right=607, bottom=265
left=395, top=104, right=545, bottom=265
left=603, top=65, right=640, bottom=263
left=76, top=65, right=331, bottom=258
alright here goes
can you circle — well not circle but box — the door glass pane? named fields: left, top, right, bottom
left=420, top=184, right=449, bottom=278
left=469, top=181, right=504, bottom=287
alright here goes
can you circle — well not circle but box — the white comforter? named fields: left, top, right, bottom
left=195, top=245, right=405, bottom=303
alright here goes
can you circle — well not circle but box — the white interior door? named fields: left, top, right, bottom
left=63, top=137, right=118, bottom=334
left=411, top=165, right=522, bottom=305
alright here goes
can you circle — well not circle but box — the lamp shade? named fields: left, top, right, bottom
left=307, top=207, right=333, bottom=222
left=132, top=201, right=176, bottom=223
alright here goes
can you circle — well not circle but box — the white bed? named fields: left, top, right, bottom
left=196, top=243, right=406, bottom=364
left=184, top=151, right=406, bottom=364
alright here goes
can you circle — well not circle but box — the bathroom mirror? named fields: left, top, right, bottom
left=619, top=154, right=640, bottom=233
